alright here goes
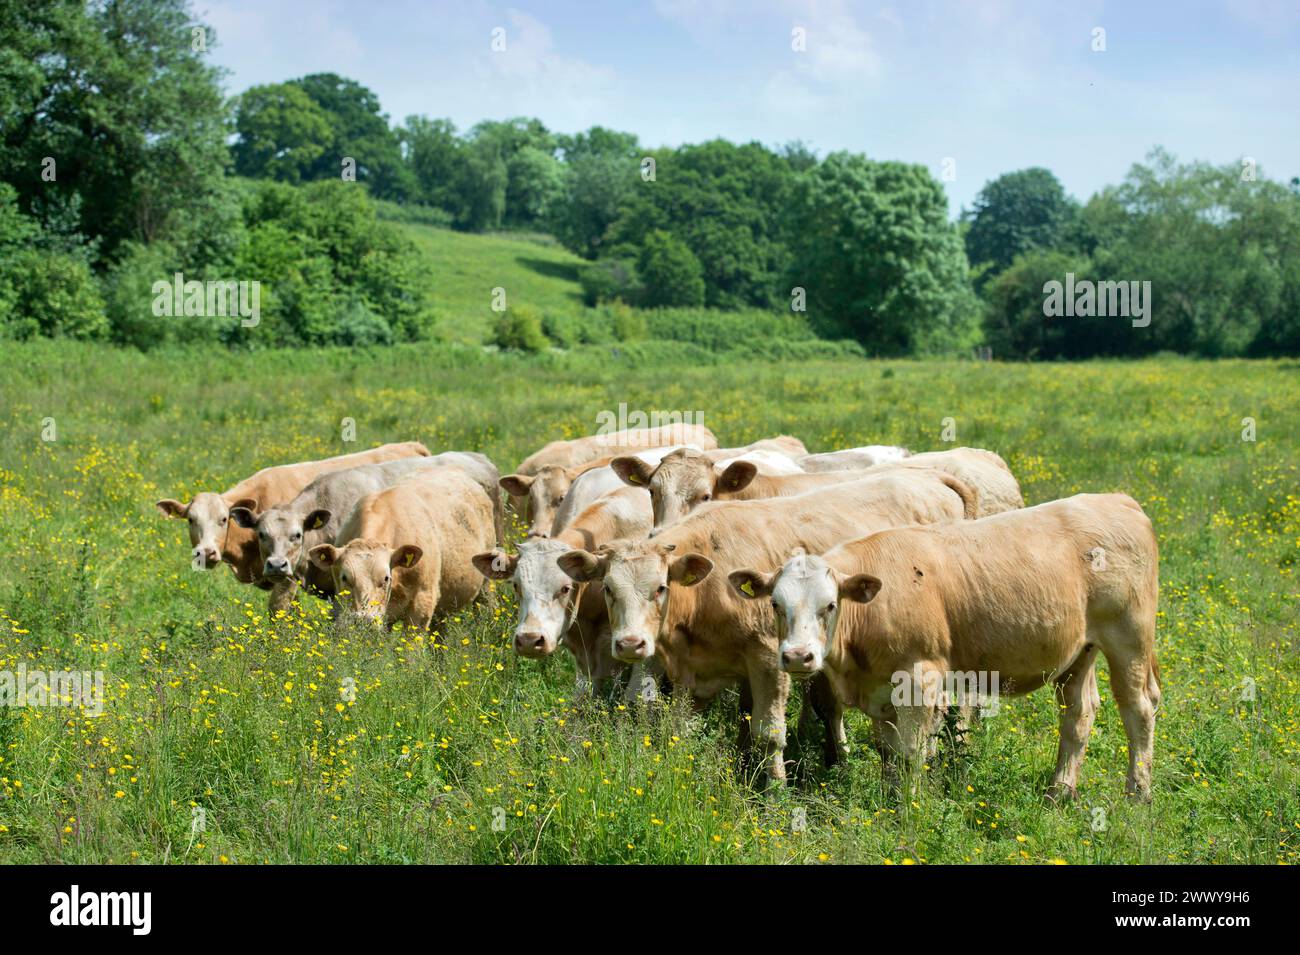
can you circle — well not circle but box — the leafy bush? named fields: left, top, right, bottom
left=491, top=303, right=550, bottom=352
left=1, top=249, right=107, bottom=341
left=637, top=231, right=705, bottom=308
left=578, top=257, right=641, bottom=306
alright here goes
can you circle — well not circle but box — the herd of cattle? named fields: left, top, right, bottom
left=156, top=423, right=1160, bottom=799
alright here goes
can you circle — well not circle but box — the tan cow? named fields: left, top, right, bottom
left=155, top=442, right=430, bottom=588
left=307, top=468, right=496, bottom=630
left=882, top=448, right=1024, bottom=517
left=556, top=470, right=980, bottom=782
left=728, top=493, right=1161, bottom=800
left=613, top=448, right=855, bottom=530
left=502, top=444, right=697, bottom=540
left=619, top=445, right=1023, bottom=531
left=232, top=452, right=498, bottom=612
left=515, top=423, right=718, bottom=475
left=472, top=486, right=659, bottom=701
left=520, top=436, right=807, bottom=540
left=797, top=445, right=909, bottom=472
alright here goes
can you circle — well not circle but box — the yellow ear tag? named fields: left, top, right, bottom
left=312, top=517, right=324, bottom=529
left=681, top=573, right=694, bottom=585
left=628, top=473, right=642, bottom=485
left=404, top=552, right=415, bottom=567
left=740, top=580, right=755, bottom=596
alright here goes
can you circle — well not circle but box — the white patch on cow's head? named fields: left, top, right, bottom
left=180, top=491, right=233, bottom=569
left=569, top=541, right=711, bottom=663
left=510, top=538, right=581, bottom=657
left=770, top=553, right=840, bottom=677
left=599, top=549, right=672, bottom=662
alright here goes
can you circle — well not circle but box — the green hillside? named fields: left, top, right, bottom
left=397, top=224, right=588, bottom=344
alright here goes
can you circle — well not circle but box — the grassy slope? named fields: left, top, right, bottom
left=398, top=224, right=587, bottom=344
left=0, top=341, right=1296, bottom=863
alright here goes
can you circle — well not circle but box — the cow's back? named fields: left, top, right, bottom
left=224, top=441, right=431, bottom=509
left=518, top=423, right=718, bottom=474
left=882, top=447, right=1024, bottom=516
left=839, top=493, right=1155, bottom=680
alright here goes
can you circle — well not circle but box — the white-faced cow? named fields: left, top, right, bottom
left=473, top=486, right=661, bottom=702
left=729, top=493, right=1160, bottom=800
left=556, top=470, right=980, bottom=783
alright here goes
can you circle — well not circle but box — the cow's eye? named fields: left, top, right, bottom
left=554, top=496, right=564, bottom=505
left=826, top=602, right=836, bottom=613
left=655, top=584, right=667, bottom=597
left=220, top=517, right=227, bottom=525
left=559, top=585, right=570, bottom=596
left=771, top=600, right=780, bottom=611
left=384, top=575, right=390, bottom=585
left=292, top=532, right=301, bottom=541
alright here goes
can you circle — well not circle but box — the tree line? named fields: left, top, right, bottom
left=2, top=0, right=1297, bottom=357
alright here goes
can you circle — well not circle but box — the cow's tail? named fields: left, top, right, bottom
left=940, top=474, right=979, bottom=520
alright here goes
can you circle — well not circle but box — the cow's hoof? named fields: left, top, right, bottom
left=1044, top=784, right=1077, bottom=805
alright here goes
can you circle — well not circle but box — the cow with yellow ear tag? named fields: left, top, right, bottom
left=309, top=468, right=495, bottom=631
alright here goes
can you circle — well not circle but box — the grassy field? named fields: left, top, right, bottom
left=398, top=223, right=587, bottom=344
left=0, top=339, right=1296, bottom=864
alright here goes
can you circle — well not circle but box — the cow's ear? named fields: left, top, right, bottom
left=499, top=474, right=534, bottom=497
left=610, top=456, right=656, bottom=488
left=229, top=497, right=257, bottom=512
left=155, top=499, right=188, bottom=518
left=230, top=507, right=258, bottom=529
left=309, top=544, right=339, bottom=570
left=839, top=573, right=882, bottom=604
left=303, top=509, right=331, bottom=532
left=669, top=553, right=713, bottom=587
left=390, top=545, right=423, bottom=571
left=728, top=568, right=774, bottom=599
left=557, top=549, right=608, bottom=582
left=472, top=550, right=516, bottom=580
left=716, top=461, right=758, bottom=494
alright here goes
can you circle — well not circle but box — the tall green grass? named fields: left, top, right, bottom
left=0, top=340, right=1295, bottom=863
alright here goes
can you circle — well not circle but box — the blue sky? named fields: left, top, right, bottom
left=198, top=0, right=1300, bottom=215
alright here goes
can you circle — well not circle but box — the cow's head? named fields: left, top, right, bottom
left=231, top=504, right=330, bottom=581
left=729, top=553, right=881, bottom=677
left=558, top=541, right=712, bottom=663
left=156, top=492, right=255, bottom=570
left=500, top=467, right=575, bottom=538
left=309, top=538, right=419, bottom=623
left=612, top=448, right=738, bottom=533
left=472, top=540, right=581, bottom=658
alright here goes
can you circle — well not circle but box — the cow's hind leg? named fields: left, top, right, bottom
left=1097, top=622, right=1159, bottom=801
left=1046, top=645, right=1099, bottom=803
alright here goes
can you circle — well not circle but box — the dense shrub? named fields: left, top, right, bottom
left=578, top=257, right=641, bottom=306
left=637, top=231, right=706, bottom=308
left=491, top=303, right=550, bottom=352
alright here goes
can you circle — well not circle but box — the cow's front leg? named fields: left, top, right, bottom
left=267, top=578, right=298, bottom=616
left=623, top=660, right=660, bottom=704
left=746, top=665, right=790, bottom=785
